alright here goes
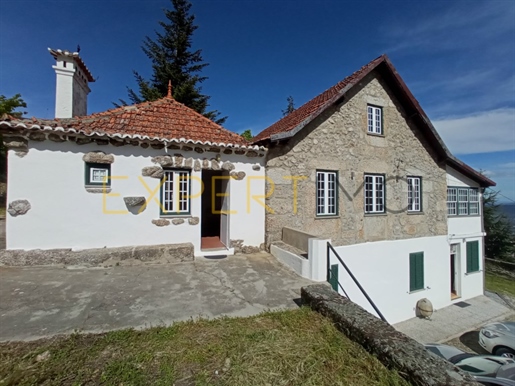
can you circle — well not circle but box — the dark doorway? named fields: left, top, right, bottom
left=201, top=170, right=227, bottom=250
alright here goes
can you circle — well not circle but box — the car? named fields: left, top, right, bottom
left=480, top=322, right=515, bottom=359
left=425, top=344, right=515, bottom=385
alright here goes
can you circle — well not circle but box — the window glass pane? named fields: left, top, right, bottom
left=458, top=188, right=468, bottom=202
left=317, top=172, right=325, bottom=214
left=375, top=108, right=381, bottom=134
left=469, top=202, right=479, bottom=215
left=458, top=202, right=468, bottom=215
left=375, top=176, right=384, bottom=212
left=365, top=175, right=373, bottom=213
left=447, top=188, right=457, bottom=215
left=367, top=106, right=373, bottom=132
left=90, top=168, right=108, bottom=183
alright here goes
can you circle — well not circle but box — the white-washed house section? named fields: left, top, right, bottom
left=6, top=139, right=265, bottom=255
left=446, top=166, right=484, bottom=302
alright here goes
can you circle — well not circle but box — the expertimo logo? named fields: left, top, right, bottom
left=101, top=175, right=307, bottom=215
left=101, top=174, right=427, bottom=215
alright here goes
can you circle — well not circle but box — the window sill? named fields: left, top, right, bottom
left=364, top=212, right=387, bottom=217
left=315, top=215, right=340, bottom=220
left=408, top=287, right=427, bottom=294
left=465, top=270, right=482, bottom=276
left=447, top=215, right=481, bottom=218
left=85, top=186, right=112, bottom=194
left=407, top=211, right=424, bottom=215
left=159, top=214, right=192, bottom=219
left=366, top=132, right=385, bottom=138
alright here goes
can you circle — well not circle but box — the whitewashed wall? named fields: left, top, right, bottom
left=6, top=140, right=265, bottom=254
left=332, top=236, right=454, bottom=324
left=446, top=166, right=485, bottom=302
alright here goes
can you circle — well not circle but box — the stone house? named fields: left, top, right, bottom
left=251, top=54, right=495, bottom=323
left=0, top=48, right=266, bottom=262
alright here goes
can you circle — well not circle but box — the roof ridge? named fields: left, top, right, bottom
left=252, top=54, right=387, bottom=143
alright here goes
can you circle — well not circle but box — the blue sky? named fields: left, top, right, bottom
left=1, top=0, right=514, bottom=201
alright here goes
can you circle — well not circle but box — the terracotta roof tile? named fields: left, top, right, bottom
left=2, top=97, right=249, bottom=147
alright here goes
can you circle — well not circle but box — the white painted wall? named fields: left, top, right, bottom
left=6, top=140, right=265, bottom=254
left=332, top=236, right=460, bottom=324
left=446, top=166, right=483, bottom=237
left=446, top=166, right=485, bottom=304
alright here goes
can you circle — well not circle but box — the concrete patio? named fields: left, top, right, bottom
left=0, top=252, right=314, bottom=342
left=394, top=295, right=515, bottom=344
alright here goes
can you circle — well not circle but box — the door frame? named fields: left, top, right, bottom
left=450, top=243, right=461, bottom=299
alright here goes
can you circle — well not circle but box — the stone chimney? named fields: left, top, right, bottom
left=48, top=48, right=94, bottom=118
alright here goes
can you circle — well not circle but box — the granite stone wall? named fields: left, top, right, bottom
left=265, top=71, right=448, bottom=246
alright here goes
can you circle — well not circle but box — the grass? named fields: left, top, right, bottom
left=0, top=307, right=409, bottom=386
left=485, top=271, right=515, bottom=297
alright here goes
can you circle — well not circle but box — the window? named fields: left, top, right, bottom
left=367, top=105, right=382, bottom=134
left=466, top=240, right=480, bottom=273
left=85, top=163, right=111, bottom=186
left=447, top=187, right=480, bottom=216
left=469, top=189, right=479, bottom=215
left=407, top=177, right=422, bottom=212
left=364, top=174, right=385, bottom=213
left=160, top=170, right=191, bottom=215
left=409, top=252, right=424, bottom=292
left=316, top=171, right=337, bottom=216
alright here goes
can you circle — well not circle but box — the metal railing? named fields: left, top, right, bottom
left=327, top=242, right=388, bottom=323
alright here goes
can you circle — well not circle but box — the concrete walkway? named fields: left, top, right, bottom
left=0, top=253, right=314, bottom=342
left=394, top=295, right=515, bottom=344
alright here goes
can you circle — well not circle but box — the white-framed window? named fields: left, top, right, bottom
left=447, top=188, right=457, bottom=215
left=458, top=188, right=469, bottom=215
left=407, top=176, right=422, bottom=212
left=316, top=171, right=337, bottom=216
left=364, top=174, right=385, bottom=213
left=160, top=170, right=190, bottom=215
left=85, top=163, right=111, bottom=186
left=367, top=105, right=382, bottom=135
left=447, top=187, right=480, bottom=216
left=469, top=189, right=479, bottom=215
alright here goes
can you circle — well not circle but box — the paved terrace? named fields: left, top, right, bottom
left=394, top=295, right=514, bottom=344
left=0, top=253, right=313, bottom=342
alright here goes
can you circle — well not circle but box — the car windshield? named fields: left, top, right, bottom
left=456, top=357, right=504, bottom=376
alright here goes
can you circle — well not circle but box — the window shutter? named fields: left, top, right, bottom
left=328, top=264, right=339, bottom=291
left=410, top=252, right=424, bottom=291
left=466, top=241, right=479, bottom=273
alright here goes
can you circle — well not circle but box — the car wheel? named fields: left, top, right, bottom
left=494, top=347, right=515, bottom=359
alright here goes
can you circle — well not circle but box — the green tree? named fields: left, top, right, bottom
left=118, top=0, right=226, bottom=125
left=240, top=129, right=252, bottom=141
left=282, top=96, right=295, bottom=116
left=483, top=189, right=515, bottom=261
left=0, top=94, right=27, bottom=118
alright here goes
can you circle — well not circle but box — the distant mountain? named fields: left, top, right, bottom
left=499, top=203, right=515, bottom=227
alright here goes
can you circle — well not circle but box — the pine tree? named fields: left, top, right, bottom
left=483, top=189, right=515, bottom=261
left=118, top=0, right=226, bottom=125
left=282, top=96, right=295, bottom=116
left=240, top=129, right=252, bottom=141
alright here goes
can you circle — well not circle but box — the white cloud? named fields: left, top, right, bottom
left=385, top=1, right=515, bottom=54
left=433, top=108, right=515, bottom=154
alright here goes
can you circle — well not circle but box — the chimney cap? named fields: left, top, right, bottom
left=48, top=47, right=95, bottom=82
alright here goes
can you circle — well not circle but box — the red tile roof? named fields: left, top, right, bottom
left=251, top=54, right=494, bottom=187
left=1, top=96, right=251, bottom=148
left=252, top=55, right=386, bottom=143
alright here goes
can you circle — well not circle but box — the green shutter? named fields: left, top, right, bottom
left=466, top=241, right=479, bottom=273
left=328, top=264, right=339, bottom=291
left=409, top=252, right=424, bottom=292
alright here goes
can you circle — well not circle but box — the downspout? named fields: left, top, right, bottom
left=480, top=187, right=486, bottom=294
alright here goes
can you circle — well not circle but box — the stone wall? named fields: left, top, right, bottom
left=301, top=284, right=480, bottom=386
left=0, top=243, right=194, bottom=266
left=265, top=71, right=448, bottom=246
